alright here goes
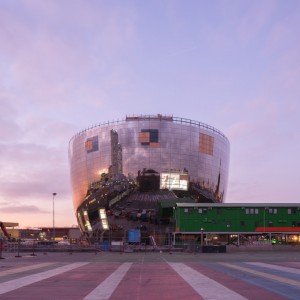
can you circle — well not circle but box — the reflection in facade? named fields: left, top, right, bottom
left=69, top=115, right=230, bottom=240
left=110, top=129, right=123, bottom=176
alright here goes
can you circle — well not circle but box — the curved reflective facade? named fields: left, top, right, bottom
left=69, top=115, right=230, bottom=220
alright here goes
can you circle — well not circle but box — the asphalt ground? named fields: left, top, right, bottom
left=0, top=247, right=299, bottom=299
left=2, top=245, right=300, bottom=263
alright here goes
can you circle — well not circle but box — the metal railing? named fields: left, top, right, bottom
left=70, top=114, right=229, bottom=143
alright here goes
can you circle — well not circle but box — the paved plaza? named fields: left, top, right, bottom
left=0, top=247, right=300, bottom=299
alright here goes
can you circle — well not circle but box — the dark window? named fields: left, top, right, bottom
left=149, top=129, right=159, bottom=142
left=85, top=136, right=99, bottom=153
left=139, top=129, right=159, bottom=146
left=288, top=208, right=297, bottom=214
left=88, top=210, right=99, bottom=224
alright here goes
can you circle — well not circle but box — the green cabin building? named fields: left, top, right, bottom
left=172, top=203, right=300, bottom=245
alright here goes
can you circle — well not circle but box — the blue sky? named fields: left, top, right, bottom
left=1, top=0, right=300, bottom=228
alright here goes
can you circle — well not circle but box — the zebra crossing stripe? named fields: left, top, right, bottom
left=246, top=262, right=300, bottom=275
left=0, top=263, right=55, bottom=277
left=220, top=262, right=300, bottom=288
left=168, top=263, right=247, bottom=300
left=84, top=263, right=132, bottom=300
left=0, top=262, right=89, bottom=295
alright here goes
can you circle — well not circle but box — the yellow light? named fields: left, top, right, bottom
left=98, top=168, right=108, bottom=175
left=85, top=221, right=92, bottom=231
left=99, top=208, right=109, bottom=230
left=99, top=209, right=106, bottom=219
left=102, top=220, right=109, bottom=230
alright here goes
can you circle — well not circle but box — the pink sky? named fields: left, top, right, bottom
left=0, top=0, right=300, bottom=228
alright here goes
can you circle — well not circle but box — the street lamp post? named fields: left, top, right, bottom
left=200, top=228, right=204, bottom=248
left=52, top=193, right=57, bottom=243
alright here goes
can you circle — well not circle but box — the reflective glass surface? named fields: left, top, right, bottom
left=69, top=116, right=230, bottom=211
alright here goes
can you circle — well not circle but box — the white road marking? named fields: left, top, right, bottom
left=84, top=263, right=132, bottom=300
left=169, top=263, right=247, bottom=300
left=0, top=263, right=54, bottom=277
left=0, top=262, right=89, bottom=295
left=221, top=262, right=300, bottom=288
left=247, top=262, right=300, bottom=275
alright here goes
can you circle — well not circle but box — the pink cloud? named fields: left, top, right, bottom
left=1, top=1, right=138, bottom=113
left=0, top=204, right=47, bottom=214
left=226, top=121, right=251, bottom=140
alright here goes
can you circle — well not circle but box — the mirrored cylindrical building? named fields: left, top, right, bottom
left=69, top=115, right=230, bottom=235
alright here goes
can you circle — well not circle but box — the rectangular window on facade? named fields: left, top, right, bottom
left=85, top=140, right=93, bottom=151
left=85, top=136, right=99, bottom=153
left=139, top=129, right=160, bottom=147
left=138, top=131, right=150, bottom=143
left=198, top=208, right=203, bottom=214
left=199, top=133, right=214, bottom=155
left=250, top=208, right=254, bottom=214
left=246, top=208, right=249, bottom=214
left=184, top=208, right=188, bottom=213
left=288, top=208, right=292, bottom=214
left=274, top=208, right=277, bottom=214
left=149, top=129, right=159, bottom=142
left=255, top=208, right=259, bottom=214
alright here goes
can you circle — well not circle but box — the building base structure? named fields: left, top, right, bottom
left=69, top=115, right=230, bottom=240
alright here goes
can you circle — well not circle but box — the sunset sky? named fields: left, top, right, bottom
left=1, top=0, right=300, bottom=228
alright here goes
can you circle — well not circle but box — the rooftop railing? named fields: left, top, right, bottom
left=70, top=114, right=229, bottom=142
